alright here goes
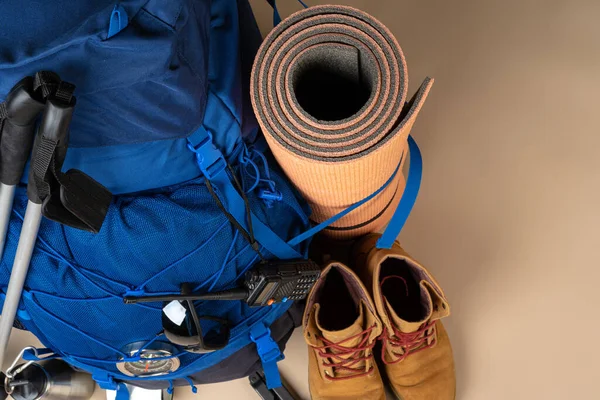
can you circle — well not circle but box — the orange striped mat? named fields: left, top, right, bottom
left=251, top=5, right=433, bottom=240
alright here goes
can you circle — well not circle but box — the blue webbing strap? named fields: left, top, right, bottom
left=266, top=0, right=309, bottom=26
left=188, top=127, right=301, bottom=259
left=376, top=135, right=422, bottom=249
left=250, top=323, right=283, bottom=389
left=265, top=0, right=282, bottom=26
left=288, top=135, right=423, bottom=247
left=22, top=348, right=59, bottom=361
left=116, top=384, right=130, bottom=400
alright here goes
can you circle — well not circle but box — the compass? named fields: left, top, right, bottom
left=116, top=342, right=181, bottom=377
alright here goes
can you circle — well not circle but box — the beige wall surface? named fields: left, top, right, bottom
left=5, top=1, right=600, bottom=399
left=248, top=0, right=600, bottom=399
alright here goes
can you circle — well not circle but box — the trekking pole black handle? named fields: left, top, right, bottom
left=22, top=74, right=111, bottom=233
left=27, top=90, right=75, bottom=204
left=0, top=78, right=45, bottom=186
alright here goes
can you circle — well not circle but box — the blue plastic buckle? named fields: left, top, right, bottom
left=93, top=372, right=118, bottom=391
left=250, top=325, right=283, bottom=363
left=187, top=135, right=227, bottom=180
left=250, top=324, right=284, bottom=389
left=258, top=189, right=283, bottom=202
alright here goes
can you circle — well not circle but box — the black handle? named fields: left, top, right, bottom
left=27, top=96, right=74, bottom=204
left=0, top=78, right=45, bottom=186
left=1, top=72, right=111, bottom=233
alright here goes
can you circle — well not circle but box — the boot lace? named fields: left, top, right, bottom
left=313, top=325, right=377, bottom=381
left=381, top=320, right=436, bottom=364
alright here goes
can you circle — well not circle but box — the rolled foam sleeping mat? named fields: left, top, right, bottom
left=251, top=5, right=433, bottom=240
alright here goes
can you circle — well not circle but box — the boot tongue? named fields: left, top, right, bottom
left=316, top=302, right=367, bottom=376
left=318, top=302, right=365, bottom=346
left=384, top=297, right=429, bottom=333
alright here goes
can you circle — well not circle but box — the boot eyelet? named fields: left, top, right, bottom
left=442, top=303, right=447, bottom=309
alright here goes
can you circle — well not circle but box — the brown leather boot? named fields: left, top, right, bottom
left=303, top=262, right=385, bottom=400
left=353, top=234, right=456, bottom=400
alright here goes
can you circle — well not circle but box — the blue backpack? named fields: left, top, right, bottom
left=0, top=0, right=312, bottom=395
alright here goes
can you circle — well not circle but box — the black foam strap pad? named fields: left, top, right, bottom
left=26, top=76, right=112, bottom=233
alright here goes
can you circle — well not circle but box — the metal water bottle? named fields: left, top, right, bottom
left=9, top=359, right=95, bottom=400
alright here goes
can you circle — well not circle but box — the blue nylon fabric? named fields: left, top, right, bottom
left=0, top=0, right=256, bottom=194
left=0, top=0, right=209, bottom=147
left=59, top=138, right=201, bottom=195
left=203, top=0, right=254, bottom=157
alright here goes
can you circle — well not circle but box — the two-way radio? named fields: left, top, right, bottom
left=124, top=259, right=321, bottom=307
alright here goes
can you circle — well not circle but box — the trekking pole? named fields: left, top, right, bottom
left=0, top=74, right=112, bottom=370
left=0, top=78, right=45, bottom=260
left=0, top=79, right=77, bottom=369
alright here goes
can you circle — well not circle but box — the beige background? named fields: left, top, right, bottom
left=5, top=0, right=600, bottom=399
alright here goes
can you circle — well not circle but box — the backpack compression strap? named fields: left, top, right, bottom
left=287, top=135, right=423, bottom=249
left=187, top=127, right=302, bottom=260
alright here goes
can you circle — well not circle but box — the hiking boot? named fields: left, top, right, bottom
left=353, top=234, right=456, bottom=400
left=303, top=262, right=385, bottom=400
